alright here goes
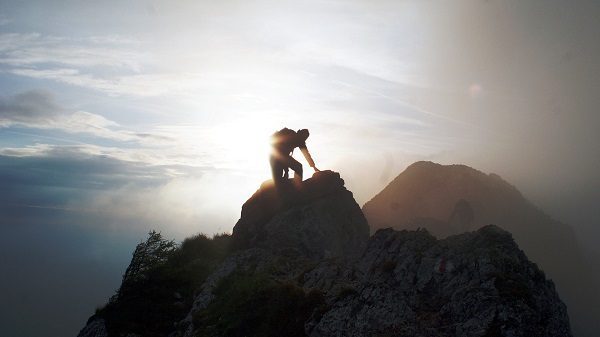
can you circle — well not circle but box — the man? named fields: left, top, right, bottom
left=270, top=128, right=320, bottom=185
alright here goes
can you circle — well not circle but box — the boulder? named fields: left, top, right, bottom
left=232, top=170, right=370, bottom=259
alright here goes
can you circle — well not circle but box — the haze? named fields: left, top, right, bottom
left=0, top=1, right=598, bottom=336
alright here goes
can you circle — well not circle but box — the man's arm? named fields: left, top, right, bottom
left=299, top=146, right=318, bottom=171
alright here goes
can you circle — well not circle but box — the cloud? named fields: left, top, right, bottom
left=0, top=89, right=113, bottom=133
left=0, top=90, right=122, bottom=138
left=0, top=33, right=206, bottom=97
left=0, top=90, right=174, bottom=143
left=9, top=68, right=199, bottom=97
left=0, top=33, right=146, bottom=69
left=0, top=143, right=245, bottom=236
left=0, top=143, right=203, bottom=173
left=0, top=33, right=167, bottom=97
left=0, top=19, right=428, bottom=99
left=0, top=143, right=209, bottom=192
left=0, top=144, right=189, bottom=213
left=0, top=89, right=65, bottom=122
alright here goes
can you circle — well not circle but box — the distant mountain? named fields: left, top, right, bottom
left=363, top=161, right=599, bottom=337
left=79, top=170, right=572, bottom=337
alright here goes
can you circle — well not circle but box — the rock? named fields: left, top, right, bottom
left=362, top=161, right=598, bottom=337
left=176, top=224, right=572, bottom=337
left=176, top=248, right=274, bottom=337
left=76, top=317, right=107, bottom=337
left=79, top=170, right=573, bottom=337
left=306, top=225, right=571, bottom=337
left=232, top=170, right=370, bottom=259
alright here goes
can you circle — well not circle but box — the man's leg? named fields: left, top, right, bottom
left=281, top=156, right=303, bottom=185
left=270, top=155, right=285, bottom=184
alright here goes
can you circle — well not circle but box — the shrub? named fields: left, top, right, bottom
left=97, top=231, right=233, bottom=337
left=118, top=231, right=177, bottom=294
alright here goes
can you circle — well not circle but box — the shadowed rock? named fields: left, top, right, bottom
left=306, top=225, right=571, bottom=337
left=362, top=161, right=598, bottom=336
left=232, top=170, right=369, bottom=259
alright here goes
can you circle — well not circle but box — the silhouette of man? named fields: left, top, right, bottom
left=270, top=128, right=320, bottom=185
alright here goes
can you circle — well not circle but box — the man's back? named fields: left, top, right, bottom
left=272, top=128, right=304, bottom=155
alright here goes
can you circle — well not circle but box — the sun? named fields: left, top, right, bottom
left=210, top=116, right=281, bottom=175
left=204, top=112, right=324, bottom=191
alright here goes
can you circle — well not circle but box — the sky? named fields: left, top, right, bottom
left=1, top=1, right=599, bottom=336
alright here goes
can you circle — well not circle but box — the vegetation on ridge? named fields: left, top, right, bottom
left=95, top=231, right=233, bottom=337
left=93, top=230, right=327, bottom=337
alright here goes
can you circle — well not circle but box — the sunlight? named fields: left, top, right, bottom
left=202, top=114, right=330, bottom=200
left=209, top=115, right=291, bottom=176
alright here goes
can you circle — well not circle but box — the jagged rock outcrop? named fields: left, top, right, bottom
left=362, top=161, right=598, bottom=336
left=78, top=170, right=572, bottom=337
left=232, top=170, right=370, bottom=259
left=306, top=226, right=570, bottom=337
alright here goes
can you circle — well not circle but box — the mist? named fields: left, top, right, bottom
left=1, top=1, right=599, bottom=336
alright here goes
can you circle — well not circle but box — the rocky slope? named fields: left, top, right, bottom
left=362, top=161, right=598, bottom=336
left=78, top=170, right=572, bottom=337
left=309, top=225, right=570, bottom=337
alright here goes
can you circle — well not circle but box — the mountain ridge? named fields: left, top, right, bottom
left=78, top=169, right=573, bottom=337
left=362, top=161, right=598, bottom=336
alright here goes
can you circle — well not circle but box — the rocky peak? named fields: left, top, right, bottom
left=78, top=169, right=573, bottom=337
left=232, top=170, right=370, bottom=259
left=364, top=161, right=525, bottom=234
left=362, top=161, right=598, bottom=337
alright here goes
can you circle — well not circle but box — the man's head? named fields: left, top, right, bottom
left=297, top=129, right=310, bottom=141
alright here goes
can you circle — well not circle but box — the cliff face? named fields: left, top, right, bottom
left=79, top=170, right=572, bottom=337
left=362, top=161, right=598, bottom=336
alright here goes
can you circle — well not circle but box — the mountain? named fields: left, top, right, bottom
left=363, top=161, right=599, bottom=337
left=78, top=170, right=572, bottom=337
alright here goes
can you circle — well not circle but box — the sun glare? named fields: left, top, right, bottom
left=210, top=116, right=281, bottom=177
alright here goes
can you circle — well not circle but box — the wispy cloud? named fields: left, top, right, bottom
left=8, top=68, right=204, bottom=97
left=0, top=33, right=248, bottom=98
left=0, top=143, right=204, bottom=171
left=0, top=90, right=173, bottom=143
left=0, top=33, right=165, bottom=96
left=0, top=33, right=146, bottom=69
